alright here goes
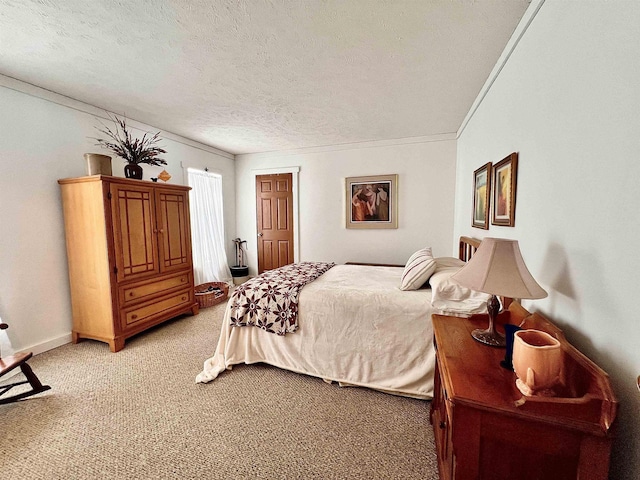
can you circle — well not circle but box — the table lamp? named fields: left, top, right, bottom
left=451, top=238, right=547, bottom=347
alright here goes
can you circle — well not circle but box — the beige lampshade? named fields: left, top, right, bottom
left=451, top=238, right=547, bottom=300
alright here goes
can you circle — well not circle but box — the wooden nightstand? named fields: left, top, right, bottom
left=430, top=307, right=617, bottom=480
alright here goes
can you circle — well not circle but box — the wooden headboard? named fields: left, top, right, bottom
left=347, top=236, right=482, bottom=267
left=349, top=236, right=512, bottom=309
left=459, top=236, right=481, bottom=262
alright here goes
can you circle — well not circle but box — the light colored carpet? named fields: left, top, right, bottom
left=1, top=301, right=439, bottom=479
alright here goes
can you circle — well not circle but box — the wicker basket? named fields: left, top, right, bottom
left=194, top=282, right=229, bottom=309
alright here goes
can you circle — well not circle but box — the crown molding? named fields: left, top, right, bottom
left=236, top=132, right=457, bottom=160
left=0, top=74, right=235, bottom=160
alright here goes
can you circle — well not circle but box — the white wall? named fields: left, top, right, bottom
left=0, top=77, right=236, bottom=355
left=235, top=138, right=457, bottom=274
left=454, top=2, right=640, bottom=478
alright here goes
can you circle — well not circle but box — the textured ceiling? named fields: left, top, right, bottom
left=0, top=0, right=530, bottom=155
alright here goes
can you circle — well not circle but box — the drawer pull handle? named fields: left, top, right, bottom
left=439, top=421, right=446, bottom=429
left=129, top=292, right=135, bottom=297
left=181, top=296, right=187, bottom=301
left=131, top=314, right=138, bottom=320
left=181, top=277, right=186, bottom=282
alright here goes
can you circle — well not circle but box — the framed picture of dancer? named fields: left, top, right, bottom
left=492, top=152, right=518, bottom=227
left=345, top=174, right=398, bottom=229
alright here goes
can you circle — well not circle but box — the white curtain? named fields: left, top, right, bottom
left=187, top=168, right=232, bottom=285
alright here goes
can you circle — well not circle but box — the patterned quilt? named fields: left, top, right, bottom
left=229, top=261, right=335, bottom=335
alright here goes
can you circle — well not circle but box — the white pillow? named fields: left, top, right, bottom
left=434, top=257, right=465, bottom=271
left=429, top=266, right=491, bottom=316
left=400, top=247, right=436, bottom=291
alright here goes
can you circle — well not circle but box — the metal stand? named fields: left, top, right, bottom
left=231, top=238, right=249, bottom=279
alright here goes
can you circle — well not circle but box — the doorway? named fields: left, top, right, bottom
left=256, top=173, right=294, bottom=273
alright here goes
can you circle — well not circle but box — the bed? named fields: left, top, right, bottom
left=196, top=237, right=489, bottom=399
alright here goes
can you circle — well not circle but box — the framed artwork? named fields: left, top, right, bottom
left=472, top=162, right=492, bottom=229
left=492, top=152, right=518, bottom=227
left=346, top=174, right=398, bottom=229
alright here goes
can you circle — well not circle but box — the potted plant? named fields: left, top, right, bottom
left=94, top=113, right=167, bottom=179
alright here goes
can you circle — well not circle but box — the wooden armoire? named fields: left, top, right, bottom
left=58, top=175, right=199, bottom=352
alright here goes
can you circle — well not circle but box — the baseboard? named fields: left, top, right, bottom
left=28, top=333, right=72, bottom=356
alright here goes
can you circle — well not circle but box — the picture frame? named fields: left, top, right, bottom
left=492, top=152, right=518, bottom=227
left=345, top=174, right=398, bottom=229
left=472, top=162, right=492, bottom=229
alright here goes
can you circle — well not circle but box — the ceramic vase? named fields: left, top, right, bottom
left=512, top=329, right=563, bottom=396
left=124, top=163, right=143, bottom=180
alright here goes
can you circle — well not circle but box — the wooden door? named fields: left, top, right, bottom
left=155, top=188, right=193, bottom=274
left=110, top=183, right=159, bottom=283
left=256, top=173, right=294, bottom=273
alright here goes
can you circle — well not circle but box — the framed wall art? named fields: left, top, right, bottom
left=492, top=152, right=518, bottom=227
left=345, top=174, right=398, bottom=229
left=472, top=162, right=492, bottom=229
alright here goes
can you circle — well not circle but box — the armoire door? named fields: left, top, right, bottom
left=155, top=189, right=193, bottom=274
left=110, top=183, right=160, bottom=283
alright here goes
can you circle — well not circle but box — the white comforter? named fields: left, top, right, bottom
left=196, top=264, right=436, bottom=399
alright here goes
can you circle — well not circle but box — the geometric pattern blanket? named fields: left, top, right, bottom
left=229, top=261, right=335, bottom=335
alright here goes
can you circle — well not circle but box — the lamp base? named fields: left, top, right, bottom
left=471, top=294, right=506, bottom=347
left=472, top=327, right=506, bottom=347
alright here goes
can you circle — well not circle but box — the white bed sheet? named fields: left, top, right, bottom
left=196, top=264, right=436, bottom=399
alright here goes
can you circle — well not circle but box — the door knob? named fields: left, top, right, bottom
left=257, top=233, right=263, bottom=237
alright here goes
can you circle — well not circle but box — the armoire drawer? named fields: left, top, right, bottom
left=119, top=272, right=192, bottom=307
left=121, top=289, right=193, bottom=328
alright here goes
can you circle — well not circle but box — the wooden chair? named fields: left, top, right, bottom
left=0, top=323, right=50, bottom=404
